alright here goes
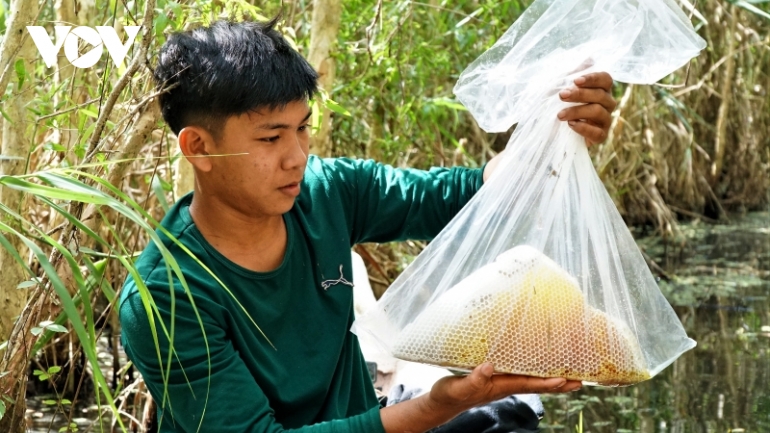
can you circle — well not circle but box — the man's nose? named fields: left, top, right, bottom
left=284, top=133, right=308, bottom=170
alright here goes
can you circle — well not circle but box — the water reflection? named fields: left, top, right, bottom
left=541, top=212, right=770, bottom=432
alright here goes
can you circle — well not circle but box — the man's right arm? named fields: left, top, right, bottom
left=380, top=363, right=580, bottom=433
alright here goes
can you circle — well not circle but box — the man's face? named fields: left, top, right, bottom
left=205, top=100, right=312, bottom=218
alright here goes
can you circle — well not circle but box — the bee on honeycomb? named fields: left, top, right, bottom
left=393, top=245, right=650, bottom=386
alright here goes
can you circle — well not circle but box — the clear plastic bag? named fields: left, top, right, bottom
left=352, top=0, right=706, bottom=386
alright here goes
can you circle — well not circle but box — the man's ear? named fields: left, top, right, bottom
left=178, top=126, right=214, bottom=172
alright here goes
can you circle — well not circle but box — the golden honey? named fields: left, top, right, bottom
left=393, top=247, right=650, bottom=386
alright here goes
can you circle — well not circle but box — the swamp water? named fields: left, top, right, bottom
left=27, top=213, right=770, bottom=432
left=541, top=212, right=770, bottom=432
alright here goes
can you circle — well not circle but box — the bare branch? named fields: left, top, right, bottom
left=85, top=0, right=157, bottom=161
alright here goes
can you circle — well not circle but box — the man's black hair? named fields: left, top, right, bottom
left=153, top=18, right=318, bottom=138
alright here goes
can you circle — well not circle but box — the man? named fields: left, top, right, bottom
left=119, top=18, right=616, bottom=433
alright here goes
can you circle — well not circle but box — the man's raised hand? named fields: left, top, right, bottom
left=557, top=72, right=617, bottom=146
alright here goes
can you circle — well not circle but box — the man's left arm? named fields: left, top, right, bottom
left=328, top=157, right=485, bottom=244
left=335, top=72, right=616, bottom=245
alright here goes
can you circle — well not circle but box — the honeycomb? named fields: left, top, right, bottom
left=393, top=246, right=650, bottom=386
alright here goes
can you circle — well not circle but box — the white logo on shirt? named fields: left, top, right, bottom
left=321, top=265, right=354, bottom=290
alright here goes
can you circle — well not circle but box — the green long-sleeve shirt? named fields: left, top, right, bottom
left=119, top=156, right=484, bottom=433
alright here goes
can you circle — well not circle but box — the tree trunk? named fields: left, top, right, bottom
left=52, top=0, right=85, bottom=155
left=0, top=0, right=36, bottom=92
left=44, top=1, right=82, bottom=398
left=0, top=0, right=39, bottom=430
left=308, top=0, right=342, bottom=157
left=366, top=98, right=384, bottom=161
left=79, top=100, right=162, bottom=238
left=0, top=0, right=38, bottom=343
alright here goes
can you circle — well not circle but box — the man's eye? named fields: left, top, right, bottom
left=298, top=124, right=308, bottom=132
left=261, top=136, right=280, bottom=142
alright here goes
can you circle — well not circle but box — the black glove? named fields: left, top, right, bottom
left=428, top=395, right=541, bottom=433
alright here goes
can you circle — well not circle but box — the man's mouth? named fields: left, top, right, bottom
left=279, top=182, right=301, bottom=196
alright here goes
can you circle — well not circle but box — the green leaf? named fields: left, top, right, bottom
left=60, top=399, right=71, bottom=405
left=0, top=175, right=112, bottom=205
left=324, top=98, right=351, bottom=117
left=79, top=247, right=113, bottom=258
left=0, top=399, right=5, bottom=419
left=80, top=108, right=99, bottom=119
left=151, top=176, right=171, bottom=213
left=0, top=106, right=12, bottom=123
left=429, top=97, right=468, bottom=111
left=309, top=99, right=322, bottom=133
left=73, top=143, right=87, bottom=160
left=14, top=59, right=25, bottom=89
left=46, top=324, right=68, bottom=333
left=43, top=399, right=58, bottom=405
left=731, top=0, right=770, bottom=18
left=16, top=280, right=37, bottom=289
left=44, top=142, right=68, bottom=152
left=155, top=14, right=169, bottom=37
left=31, top=327, right=43, bottom=336
left=47, top=366, right=62, bottom=374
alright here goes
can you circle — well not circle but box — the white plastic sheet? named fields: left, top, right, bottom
left=353, top=0, right=706, bottom=385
